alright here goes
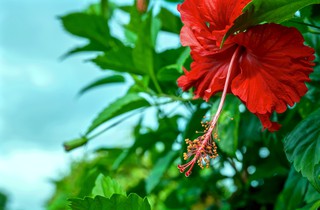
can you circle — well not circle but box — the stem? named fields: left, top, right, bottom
left=150, top=74, right=163, bottom=94
left=100, top=0, right=108, bottom=18
left=87, top=109, right=143, bottom=140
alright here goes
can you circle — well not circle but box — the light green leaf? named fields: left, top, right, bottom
left=86, top=93, right=150, bottom=134
left=146, top=151, right=178, bottom=193
left=284, top=108, right=320, bottom=192
left=69, top=194, right=151, bottom=210
left=79, top=75, right=125, bottom=95
left=275, top=168, right=308, bottom=210
left=92, top=175, right=126, bottom=198
left=223, top=0, right=320, bottom=45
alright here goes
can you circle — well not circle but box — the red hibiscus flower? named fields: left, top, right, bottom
left=177, top=0, right=315, bottom=176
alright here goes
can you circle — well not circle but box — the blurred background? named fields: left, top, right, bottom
left=0, top=0, right=130, bottom=209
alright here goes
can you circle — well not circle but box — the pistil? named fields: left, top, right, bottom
left=178, top=46, right=242, bottom=177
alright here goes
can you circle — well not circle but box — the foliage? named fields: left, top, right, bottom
left=0, top=191, right=8, bottom=210
left=47, top=0, right=320, bottom=209
left=68, top=175, right=150, bottom=210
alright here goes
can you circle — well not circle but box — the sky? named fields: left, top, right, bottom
left=0, top=0, right=133, bottom=209
left=0, top=0, right=183, bottom=209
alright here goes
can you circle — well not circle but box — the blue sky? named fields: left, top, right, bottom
left=0, top=0, right=133, bottom=209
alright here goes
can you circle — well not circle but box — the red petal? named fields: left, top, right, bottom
left=177, top=45, right=238, bottom=101
left=231, top=24, right=315, bottom=128
left=178, top=0, right=251, bottom=49
left=256, top=113, right=281, bottom=132
left=199, top=0, right=251, bottom=45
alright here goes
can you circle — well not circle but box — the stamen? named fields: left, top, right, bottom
left=178, top=46, right=242, bottom=176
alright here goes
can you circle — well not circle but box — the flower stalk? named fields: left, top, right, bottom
left=178, top=47, right=242, bottom=176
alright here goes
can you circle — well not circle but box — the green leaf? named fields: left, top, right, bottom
left=92, top=175, right=126, bottom=198
left=157, top=7, right=182, bottom=34
left=92, top=46, right=146, bottom=75
left=284, top=108, right=320, bottom=192
left=113, top=115, right=180, bottom=170
left=223, top=0, right=320, bottom=45
left=250, top=157, right=288, bottom=180
left=305, top=182, right=320, bottom=203
left=297, top=200, right=320, bottom=210
left=86, top=93, right=150, bottom=134
left=131, top=13, right=158, bottom=74
left=0, top=191, right=7, bottom=210
left=275, top=168, right=308, bottom=210
left=156, top=65, right=180, bottom=81
left=69, top=194, right=151, bottom=210
left=215, top=96, right=240, bottom=156
left=60, top=13, right=111, bottom=49
left=156, top=47, right=189, bottom=72
left=176, top=47, right=191, bottom=72
left=145, top=151, right=178, bottom=193
left=61, top=42, right=108, bottom=58
left=79, top=75, right=125, bottom=95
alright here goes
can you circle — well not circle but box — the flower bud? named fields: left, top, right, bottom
left=136, top=0, right=148, bottom=13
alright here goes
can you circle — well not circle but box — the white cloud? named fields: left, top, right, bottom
left=0, top=149, right=70, bottom=210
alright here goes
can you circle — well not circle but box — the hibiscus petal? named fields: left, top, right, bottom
left=177, top=45, right=239, bottom=101
left=231, top=23, right=315, bottom=131
left=178, top=0, right=251, bottom=49
left=256, top=113, right=281, bottom=132
left=200, top=0, right=251, bottom=45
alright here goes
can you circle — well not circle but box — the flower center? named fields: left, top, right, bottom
left=178, top=46, right=242, bottom=177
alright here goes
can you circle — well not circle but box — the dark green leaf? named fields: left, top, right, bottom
left=223, top=0, right=320, bottom=45
left=250, top=157, right=288, bottom=180
left=305, top=182, right=320, bottom=204
left=79, top=75, right=125, bottom=95
left=297, top=200, right=320, bottom=210
left=146, top=151, right=178, bottom=193
left=275, top=168, right=308, bottom=210
left=284, top=108, right=320, bottom=192
left=69, top=194, right=151, bottom=210
left=0, top=191, right=7, bottom=210
left=86, top=93, right=150, bottom=134
left=304, top=32, right=320, bottom=62
left=92, top=175, right=126, bottom=198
